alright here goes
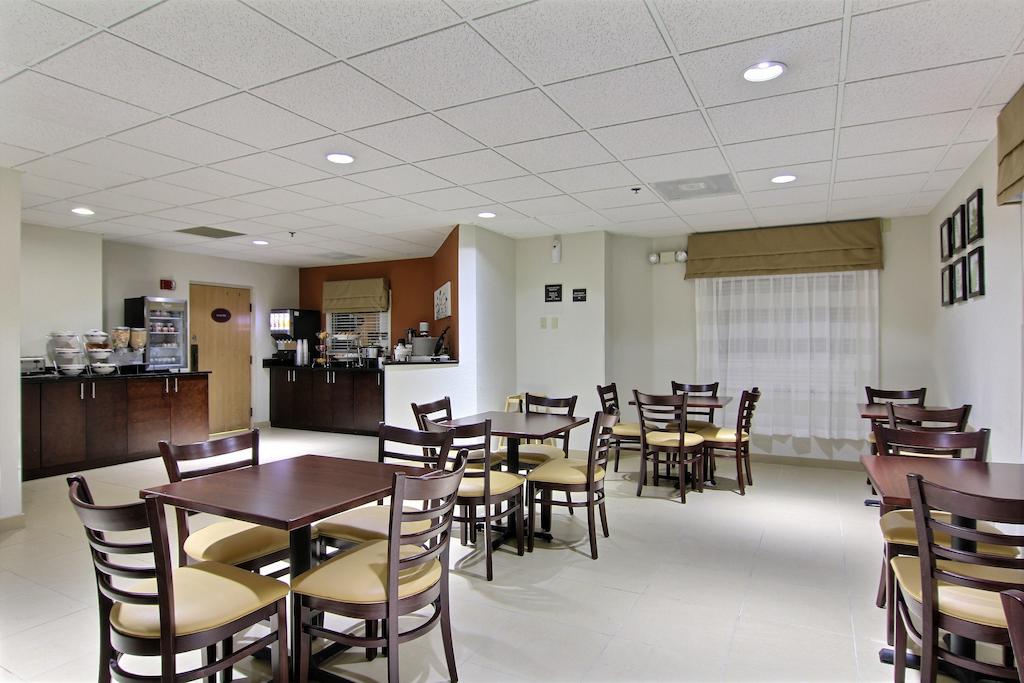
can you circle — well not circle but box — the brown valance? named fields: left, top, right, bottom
left=996, top=83, right=1024, bottom=205
left=323, top=278, right=389, bottom=313
left=684, top=218, right=883, bottom=280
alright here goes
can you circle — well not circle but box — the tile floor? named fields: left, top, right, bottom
left=0, top=428, right=952, bottom=682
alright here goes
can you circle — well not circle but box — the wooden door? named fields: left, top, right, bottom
left=126, top=378, right=170, bottom=455
left=40, top=381, right=87, bottom=467
left=171, top=375, right=210, bottom=445
left=86, top=379, right=127, bottom=461
left=190, top=284, right=250, bottom=434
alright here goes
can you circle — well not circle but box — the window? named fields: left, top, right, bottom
left=327, top=310, right=390, bottom=357
left=695, top=270, right=879, bottom=440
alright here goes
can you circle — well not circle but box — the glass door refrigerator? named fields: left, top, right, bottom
left=124, top=296, right=188, bottom=371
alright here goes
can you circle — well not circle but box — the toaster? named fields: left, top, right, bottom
left=20, top=357, right=47, bottom=375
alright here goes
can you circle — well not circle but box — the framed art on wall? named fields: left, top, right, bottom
left=967, top=246, right=985, bottom=297
left=953, top=256, right=968, bottom=302
left=939, top=217, right=952, bottom=260
left=966, top=188, right=983, bottom=243
left=951, top=204, right=966, bottom=254
left=941, top=264, right=952, bottom=306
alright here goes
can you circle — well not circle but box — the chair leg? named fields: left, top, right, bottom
left=205, top=644, right=217, bottom=683
left=515, top=492, right=525, bottom=556
left=566, top=491, right=574, bottom=515
left=599, top=499, right=609, bottom=537
left=275, top=599, right=289, bottom=683
left=484, top=501, right=494, bottom=582
left=744, top=446, right=753, bottom=486
left=586, top=492, right=598, bottom=559
left=220, top=637, right=232, bottom=682
left=884, top=544, right=895, bottom=646
left=526, top=482, right=536, bottom=553
left=893, top=600, right=907, bottom=683
left=97, top=599, right=113, bottom=683
left=468, top=504, right=477, bottom=544
left=920, top=622, right=937, bottom=683
left=540, top=488, right=552, bottom=531
left=735, top=451, right=745, bottom=496
left=635, top=450, right=646, bottom=497
left=613, top=441, right=621, bottom=472
left=439, top=593, right=459, bottom=682
left=875, top=554, right=887, bottom=609
left=677, top=452, right=687, bottom=504
left=386, top=611, right=400, bottom=683
left=366, top=620, right=378, bottom=660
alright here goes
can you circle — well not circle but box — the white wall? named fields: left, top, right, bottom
left=606, top=235, right=653, bottom=399
left=649, top=236, right=698, bottom=393
left=20, top=224, right=103, bottom=356
left=1, top=170, right=22, bottom=521
left=926, top=141, right=1023, bottom=463
left=101, top=242, right=299, bottom=422
left=468, top=225, right=516, bottom=413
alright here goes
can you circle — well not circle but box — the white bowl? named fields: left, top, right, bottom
left=49, top=331, right=77, bottom=340
left=84, top=331, right=109, bottom=344
left=91, top=363, right=116, bottom=375
left=55, top=348, right=80, bottom=358
left=88, top=348, right=113, bottom=361
left=59, top=364, right=85, bottom=376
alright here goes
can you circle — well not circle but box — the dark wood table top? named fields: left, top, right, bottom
left=857, top=403, right=955, bottom=419
left=141, top=455, right=420, bottom=530
left=445, top=411, right=590, bottom=440
left=860, top=455, right=1024, bottom=508
left=627, top=396, right=733, bottom=409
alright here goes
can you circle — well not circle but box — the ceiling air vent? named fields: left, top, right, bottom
left=650, top=174, right=738, bottom=202
left=176, top=226, right=246, bottom=239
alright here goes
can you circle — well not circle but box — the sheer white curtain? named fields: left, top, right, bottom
left=695, top=270, right=879, bottom=440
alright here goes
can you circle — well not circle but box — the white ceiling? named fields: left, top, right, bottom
left=3, top=0, right=1023, bottom=267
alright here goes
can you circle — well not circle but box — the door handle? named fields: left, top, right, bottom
left=80, top=383, right=84, bottom=400
left=165, top=378, right=170, bottom=394
left=92, top=383, right=96, bottom=399
left=174, top=378, right=179, bottom=393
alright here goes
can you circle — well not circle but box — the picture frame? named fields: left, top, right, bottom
left=939, top=217, right=952, bottom=261
left=433, top=280, right=451, bottom=320
left=951, top=204, right=966, bottom=254
left=941, top=265, right=952, bottom=306
left=967, top=246, right=985, bottom=297
left=953, top=256, right=968, bottom=302
left=966, top=188, right=983, bottom=243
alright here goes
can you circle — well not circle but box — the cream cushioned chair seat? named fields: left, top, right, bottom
left=527, top=458, right=604, bottom=485
left=611, top=422, right=642, bottom=438
left=291, top=540, right=441, bottom=604
left=696, top=426, right=749, bottom=444
left=513, top=443, right=565, bottom=464
left=183, top=519, right=291, bottom=565
left=458, top=471, right=525, bottom=498
left=686, top=420, right=714, bottom=431
left=110, top=561, right=288, bottom=638
left=867, top=431, right=876, bottom=444
left=646, top=431, right=704, bottom=448
left=891, top=555, right=1024, bottom=628
left=879, top=510, right=1018, bottom=556
left=316, top=505, right=430, bottom=543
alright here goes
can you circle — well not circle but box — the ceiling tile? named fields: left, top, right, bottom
left=232, top=188, right=329, bottom=212
left=119, top=231, right=214, bottom=247
left=108, top=214, right=191, bottom=232
left=244, top=0, right=459, bottom=57
left=837, top=111, right=970, bottom=157
left=546, top=59, right=695, bottom=129
left=466, top=175, right=560, bottom=202
left=20, top=174, right=94, bottom=199
left=113, top=0, right=333, bottom=88
left=507, top=194, right=588, bottom=217
left=174, top=93, right=332, bottom=149
left=72, top=189, right=171, bottom=214
left=908, top=190, right=947, bottom=208
left=680, top=21, right=842, bottom=107
left=0, top=1, right=92, bottom=68
left=957, top=105, right=1002, bottom=143
left=846, top=0, right=1024, bottom=81
left=287, top=177, right=388, bottom=203
left=298, top=204, right=377, bottom=226
left=271, top=133, right=402, bottom=176
left=683, top=209, right=757, bottom=231
left=36, top=33, right=234, bottom=114
left=851, top=0, right=919, bottom=13
left=22, top=191, right=58, bottom=208
left=736, top=161, right=832, bottom=192
left=148, top=205, right=243, bottom=226
left=982, top=54, right=1024, bottom=106
left=22, top=207, right=98, bottom=229
left=445, top=0, right=529, bottom=18
left=112, top=118, right=257, bottom=164
left=496, top=132, right=612, bottom=173
left=938, top=141, right=987, bottom=170
left=0, top=71, right=157, bottom=152
left=752, top=202, right=829, bottom=226
left=405, top=187, right=490, bottom=211
left=835, top=147, right=945, bottom=181
left=346, top=196, right=425, bottom=218
left=188, top=198, right=276, bottom=219
left=540, top=163, right=640, bottom=194
left=253, top=62, right=422, bottom=132
left=437, top=89, right=579, bottom=147
left=841, top=60, right=1000, bottom=126
left=59, top=139, right=192, bottom=177
left=388, top=228, right=449, bottom=248
left=573, top=186, right=656, bottom=210
left=0, top=141, right=44, bottom=167
left=723, top=131, right=835, bottom=171
left=922, top=168, right=963, bottom=191
left=832, top=174, right=928, bottom=199
left=345, top=165, right=452, bottom=194
left=592, top=112, right=715, bottom=160
left=708, top=87, right=837, bottom=144
left=249, top=213, right=329, bottom=230
left=601, top=202, right=675, bottom=223
left=351, top=24, right=531, bottom=109
left=475, top=0, right=667, bottom=83
left=212, top=152, right=331, bottom=186
left=536, top=210, right=611, bottom=231
left=35, top=0, right=160, bottom=26
left=745, top=184, right=830, bottom=207
left=624, top=147, right=730, bottom=182
left=116, top=178, right=220, bottom=204
left=76, top=222, right=157, bottom=238
left=829, top=194, right=911, bottom=218
left=348, top=114, right=483, bottom=162
left=16, top=156, right=141, bottom=189
left=668, top=194, right=749, bottom=215
left=612, top=217, right=687, bottom=236
left=159, top=167, right=269, bottom=197
left=656, top=0, right=842, bottom=52
left=33, top=199, right=129, bottom=222
left=417, top=149, right=526, bottom=185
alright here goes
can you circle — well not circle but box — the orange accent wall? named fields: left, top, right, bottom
left=299, top=226, right=459, bottom=358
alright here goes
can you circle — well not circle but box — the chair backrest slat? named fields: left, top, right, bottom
left=378, top=424, right=454, bottom=469
left=886, top=403, right=971, bottom=432
left=525, top=393, right=576, bottom=451
left=735, top=388, right=761, bottom=435
left=873, top=424, right=989, bottom=461
left=671, top=381, right=719, bottom=424
left=1000, top=590, right=1024, bottom=682
left=596, top=383, right=621, bottom=415
left=633, top=391, right=687, bottom=440
left=588, top=412, right=617, bottom=480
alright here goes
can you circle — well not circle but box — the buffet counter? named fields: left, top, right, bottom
left=265, top=364, right=384, bottom=435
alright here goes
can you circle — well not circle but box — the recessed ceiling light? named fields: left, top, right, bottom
left=743, top=61, right=786, bottom=82
left=252, top=240, right=269, bottom=246
left=325, top=153, right=354, bottom=164
left=771, top=174, right=797, bottom=184
left=71, top=207, right=95, bottom=216
left=477, top=212, right=496, bottom=218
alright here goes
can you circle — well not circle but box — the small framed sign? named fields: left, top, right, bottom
left=545, top=284, right=562, bottom=302
left=951, top=204, right=966, bottom=254
left=966, top=188, right=983, bottom=243
left=572, top=288, right=587, bottom=302
left=939, top=217, right=952, bottom=261
left=953, top=256, right=968, bottom=302
left=211, top=307, right=232, bottom=323
left=967, top=246, right=985, bottom=297
left=941, top=265, right=952, bottom=306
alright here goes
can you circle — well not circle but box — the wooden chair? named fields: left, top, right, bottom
left=864, top=386, right=926, bottom=453
left=293, top=454, right=468, bottom=683
left=159, top=429, right=291, bottom=572
left=891, top=474, right=1024, bottom=683
left=315, top=425, right=454, bottom=552
left=513, top=393, right=577, bottom=469
left=596, top=383, right=641, bottom=472
left=670, top=381, right=719, bottom=431
left=526, top=412, right=615, bottom=559
left=1000, top=590, right=1024, bottom=682
left=67, top=475, right=288, bottom=683
left=416, top=402, right=525, bottom=581
left=411, top=396, right=505, bottom=469
left=884, top=403, right=972, bottom=458
left=696, top=388, right=760, bottom=496
left=633, top=391, right=705, bottom=503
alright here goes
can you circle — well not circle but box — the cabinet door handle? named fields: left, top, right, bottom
left=174, top=378, right=179, bottom=393
left=377, top=373, right=381, bottom=387
left=80, top=383, right=84, bottom=400
left=165, top=378, right=170, bottom=394
left=92, top=383, right=96, bottom=399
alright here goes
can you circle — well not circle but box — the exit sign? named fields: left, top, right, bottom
left=160, top=279, right=176, bottom=291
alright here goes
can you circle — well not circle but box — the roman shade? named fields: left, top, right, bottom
left=684, top=218, right=883, bottom=280
left=322, top=278, right=389, bottom=313
left=996, top=83, right=1024, bottom=205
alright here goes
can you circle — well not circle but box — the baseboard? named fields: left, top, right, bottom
left=748, top=452, right=863, bottom=471
left=0, top=514, right=26, bottom=531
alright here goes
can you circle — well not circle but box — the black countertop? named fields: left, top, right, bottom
left=383, top=360, right=459, bottom=366
left=262, top=359, right=383, bottom=373
left=22, top=370, right=210, bottom=383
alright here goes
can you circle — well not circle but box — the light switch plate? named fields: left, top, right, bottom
left=540, top=317, right=547, bottom=329
left=551, top=316, right=558, bottom=330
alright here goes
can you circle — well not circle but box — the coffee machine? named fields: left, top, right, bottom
left=270, top=309, right=320, bottom=363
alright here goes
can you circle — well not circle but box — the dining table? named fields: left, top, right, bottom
left=142, top=454, right=420, bottom=682
left=856, top=402, right=956, bottom=420
left=627, top=395, right=733, bottom=410
left=861, top=454, right=1024, bottom=681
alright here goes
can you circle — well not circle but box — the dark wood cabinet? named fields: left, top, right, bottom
left=352, top=372, right=385, bottom=433
left=21, top=384, right=40, bottom=471
left=40, top=381, right=86, bottom=468
left=329, top=372, right=355, bottom=430
left=270, top=367, right=295, bottom=427
left=87, top=379, right=127, bottom=461
left=170, top=375, right=209, bottom=445
left=269, top=367, right=380, bottom=435
left=126, top=378, right=170, bottom=456
left=291, top=370, right=314, bottom=429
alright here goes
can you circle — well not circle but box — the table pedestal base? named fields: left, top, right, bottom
left=878, top=646, right=986, bottom=683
